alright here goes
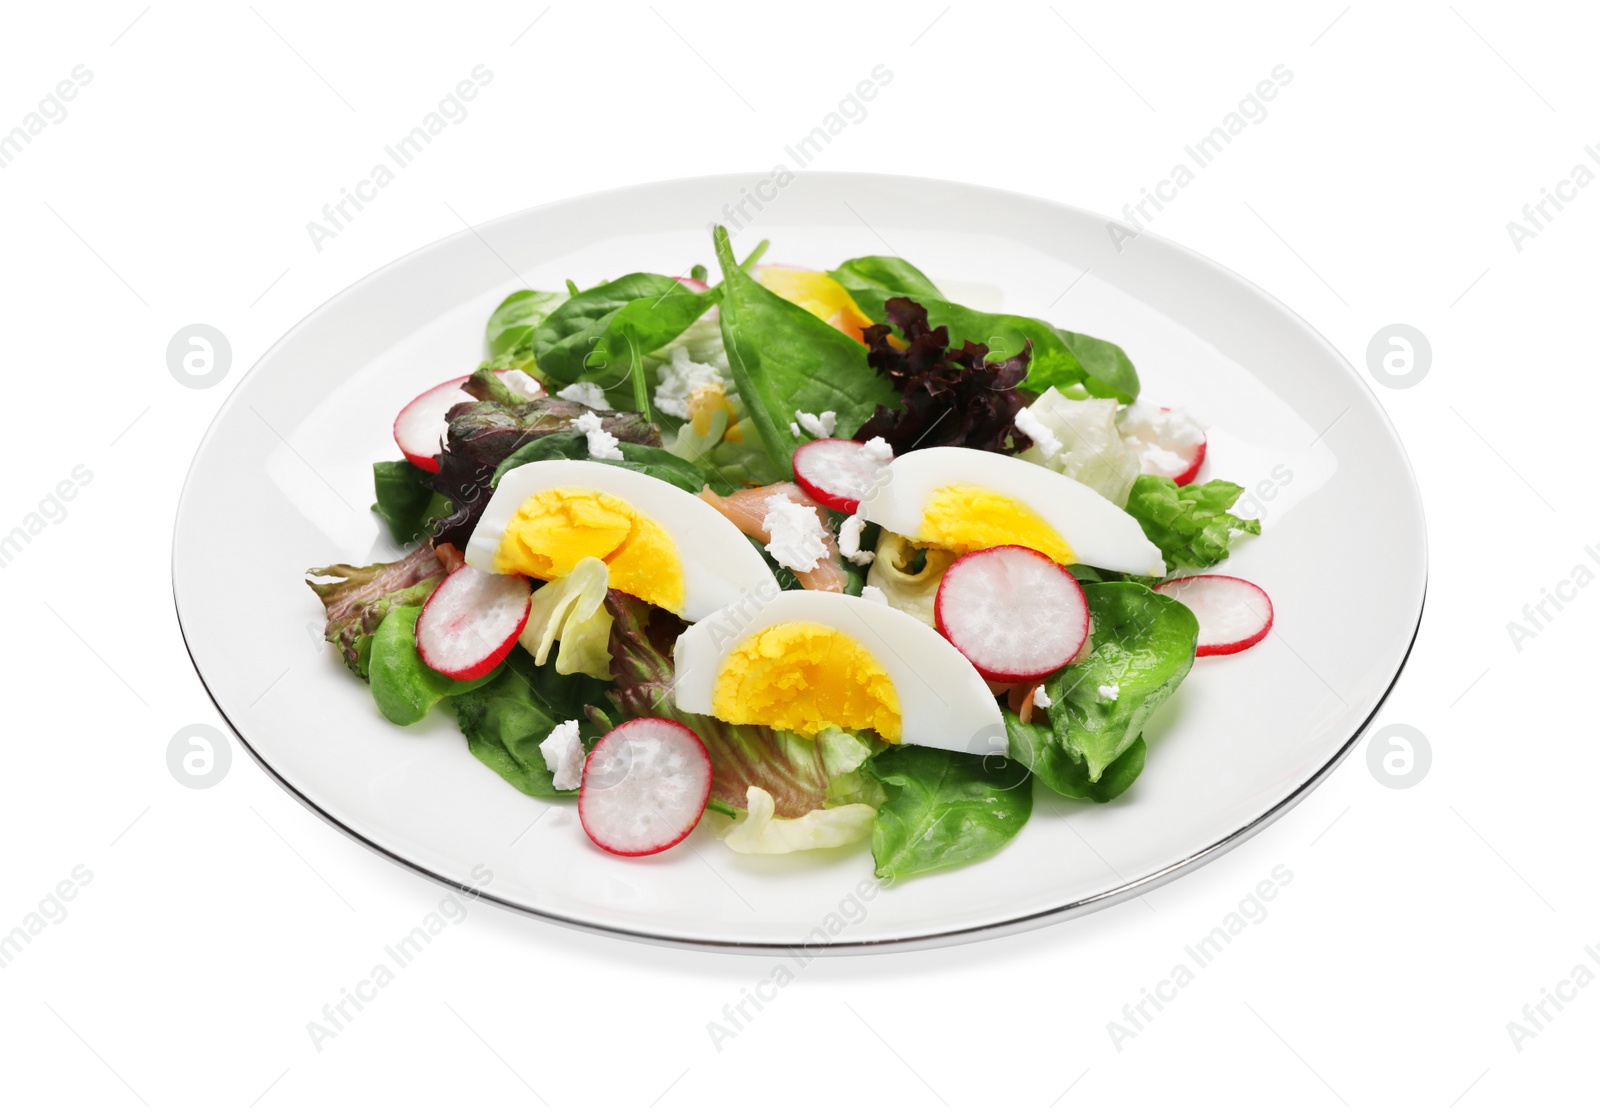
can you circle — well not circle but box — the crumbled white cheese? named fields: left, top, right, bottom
left=794, top=409, right=837, bottom=438
left=497, top=368, right=544, bottom=400
left=837, top=514, right=874, bottom=566
left=1097, top=683, right=1120, bottom=703
left=654, top=346, right=727, bottom=419
left=556, top=381, right=611, bottom=411
left=789, top=421, right=802, bottom=437
left=1032, top=685, right=1052, bottom=709
left=861, top=436, right=894, bottom=464
left=572, top=410, right=622, bottom=460
left=538, top=719, right=585, bottom=791
left=1015, top=406, right=1063, bottom=462
left=860, top=584, right=888, bottom=606
left=1139, top=445, right=1191, bottom=474
left=761, top=495, right=829, bottom=573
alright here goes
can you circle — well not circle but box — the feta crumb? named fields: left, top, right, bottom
left=497, top=368, right=544, bottom=400
left=794, top=409, right=837, bottom=438
left=789, top=421, right=802, bottom=437
left=860, top=584, right=888, bottom=605
left=836, top=514, right=874, bottom=566
left=654, top=346, right=727, bottom=419
left=1015, top=406, right=1063, bottom=461
left=761, top=495, right=829, bottom=573
left=861, top=436, right=894, bottom=463
left=556, top=381, right=611, bottom=411
left=572, top=410, right=622, bottom=460
left=1097, top=683, right=1120, bottom=703
left=1032, top=685, right=1052, bottom=709
left=538, top=719, right=585, bottom=791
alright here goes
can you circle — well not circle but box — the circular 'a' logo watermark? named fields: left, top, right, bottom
left=1365, top=325, right=1430, bottom=390
left=167, top=723, right=233, bottom=789
left=167, top=324, right=232, bottom=390
left=1365, top=723, right=1430, bottom=789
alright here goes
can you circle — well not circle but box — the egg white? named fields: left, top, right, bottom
left=465, top=459, right=779, bottom=621
left=856, top=446, right=1166, bottom=578
left=673, top=589, right=1007, bottom=755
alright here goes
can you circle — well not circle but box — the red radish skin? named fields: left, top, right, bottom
left=791, top=438, right=891, bottom=514
left=673, top=275, right=710, bottom=292
left=934, top=545, right=1090, bottom=685
left=415, top=564, right=532, bottom=680
left=1153, top=575, right=1273, bottom=657
left=579, top=719, right=712, bottom=856
left=393, top=371, right=545, bottom=473
left=1121, top=404, right=1207, bottom=486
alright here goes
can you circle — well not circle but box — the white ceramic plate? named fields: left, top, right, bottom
left=173, top=174, right=1426, bottom=953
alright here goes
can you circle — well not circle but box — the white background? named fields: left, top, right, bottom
left=2, top=2, right=1594, bottom=1110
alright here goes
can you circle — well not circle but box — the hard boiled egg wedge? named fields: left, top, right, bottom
left=465, top=460, right=779, bottom=621
left=673, top=589, right=1006, bottom=755
left=856, top=445, right=1166, bottom=578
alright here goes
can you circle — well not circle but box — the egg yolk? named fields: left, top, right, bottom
left=757, top=268, right=875, bottom=342
left=917, top=484, right=1075, bottom=566
left=712, top=622, right=901, bottom=741
left=494, top=486, right=686, bottom=615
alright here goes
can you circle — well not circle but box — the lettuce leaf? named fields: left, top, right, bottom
left=368, top=605, right=503, bottom=725
left=867, top=745, right=1033, bottom=883
left=723, top=787, right=877, bottom=854
left=1016, top=390, right=1140, bottom=506
left=1124, top=475, right=1262, bottom=572
left=712, top=226, right=900, bottom=480
left=483, top=289, right=566, bottom=371
left=451, top=646, right=610, bottom=797
left=520, top=556, right=614, bottom=680
left=865, top=531, right=955, bottom=626
left=1042, top=582, right=1197, bottom=780
left=307, top=543, right=444, bottom=677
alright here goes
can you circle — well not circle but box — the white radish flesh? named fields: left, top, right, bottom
left=394, top=371, right=545, bottom=473
left=415, top=564, right=532, bottom=680
left=579, top=719, right=712, bottom=856
left=792, top=438, right=891, bottom=514
left=1152, top=574, right=1272, bottom=657
left=934, top=545, right=1090, bottom=684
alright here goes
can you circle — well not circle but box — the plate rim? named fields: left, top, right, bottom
left=172, top=171, right=1429, bottom=954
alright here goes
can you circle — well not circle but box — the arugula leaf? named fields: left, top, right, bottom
left=825, top=256, right=1140, bottom=402
left=483, top=289, right=566, bottom=371
left=368, top=605, right=503, bottom=725
left=307, top=543, right=444, bottom=677
left=451, top=646, right=610, bottom=797
left=1124, top=475, right=1262, bottom=571
left=867, top=745, right=1033, bottom=883
left=531, top=274, right=713, bottom=392
left=712, top=226, right=900, bottom=479
left=1044, top=582, right=1197, bottom=780
left=372, top=460, right=445, bottom=545
left=493, top=429, right=708, bottom=493
left=1003, top=710, right=1146, bottom=801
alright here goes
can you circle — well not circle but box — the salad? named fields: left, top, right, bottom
left=307, top=226, right=1270, bottom=883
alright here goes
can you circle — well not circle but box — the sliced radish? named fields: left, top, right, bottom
left=394, top=371, right=545, bottom=473
left=1120, top=403, right=1207, bottom=486
left=673, top=275, right=710, bottom=292
left=792, top=438, right=892, bottom=514
left=415, top=564, right=532, bottom=680
left=578, top=719, right=712, bottom=856
left=1153, top=575, right=1272, bottom=657
left=934, top=545, right=1090, bottom=684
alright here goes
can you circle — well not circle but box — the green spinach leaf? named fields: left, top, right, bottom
left=1124, top=475, right=1262, bottom=571
left=1004, top=710, right=1146, bottom=801
left=828, top=255, right=944, bottom=321
left=492, top=429, right=708, bottom=493
left=452, top=646, right=610, bottom=797
left=867, top=745, right=1033, bottom=883
left=712, top=226, right=899, bottom=478
left=531, top=274, right=713, bottom=391
left=1045, top=582, right=1197, bottom=780
left=484, top=289, right=566, bottom=370
left=368, top=605, right=502, bottom=726
left=372, top=460, right=442, bottom=545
